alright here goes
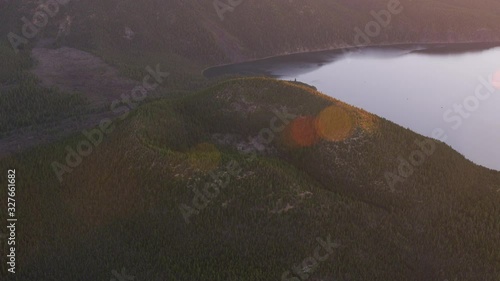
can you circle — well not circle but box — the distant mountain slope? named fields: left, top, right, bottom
left=3, top=0, right=500, bottom=70
left=2, top=0, right=500, bottom=110
left=65, top=0, right=500, bottom=68
left=1, top=79, right=498, bottom=280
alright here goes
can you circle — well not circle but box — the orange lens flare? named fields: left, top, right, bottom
left=188, top=142, right=221, bottom=172
left=287, top=116, right=320, bottom=147
left=283, top=106, right=357, bottom=148
left=315, top=106, right=354, bottom=142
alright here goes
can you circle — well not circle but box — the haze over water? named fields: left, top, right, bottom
left=206, top=44, right=500, bottom=170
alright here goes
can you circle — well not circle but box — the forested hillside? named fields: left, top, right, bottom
left=1, top=1, right=500, bottom=280
left=1, top=78, right=499, bottom=280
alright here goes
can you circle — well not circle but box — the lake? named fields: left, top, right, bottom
left=204, top=43, right=500, bottom=171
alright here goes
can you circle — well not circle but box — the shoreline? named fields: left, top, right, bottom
left=202, top=40, right=500, bottom=171
left=202, top=40, right=500, bottom=77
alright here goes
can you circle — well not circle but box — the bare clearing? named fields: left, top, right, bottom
left=31, top=47, right=140, bottom=106
left=0, top=46, right=143, bottom=158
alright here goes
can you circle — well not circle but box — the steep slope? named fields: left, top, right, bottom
left=1, top=79, right=498, bottom=280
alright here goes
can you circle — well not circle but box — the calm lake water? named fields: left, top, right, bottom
left=205, top=43, right=500, bottom=171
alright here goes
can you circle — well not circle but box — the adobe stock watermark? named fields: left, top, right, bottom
left=213, top=0, right=244, bottom=21
left=51, top=64, right=169, bottom=183
left=385, top=138, right=436, bottom=190
left=7, top=0, right=72, bottom=53
left=179, top=160, right=243, bottom=224
left=331, top=0, right=403, bottom=62
left=281, top=234, right=340, bottom=281
left=384, top=73, right=499, bottom=190
left=442, top=75, right=498, bottom=132
left=179, top=107, right=298, bottom=224
left=352, top=0, right=403, bottom=47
